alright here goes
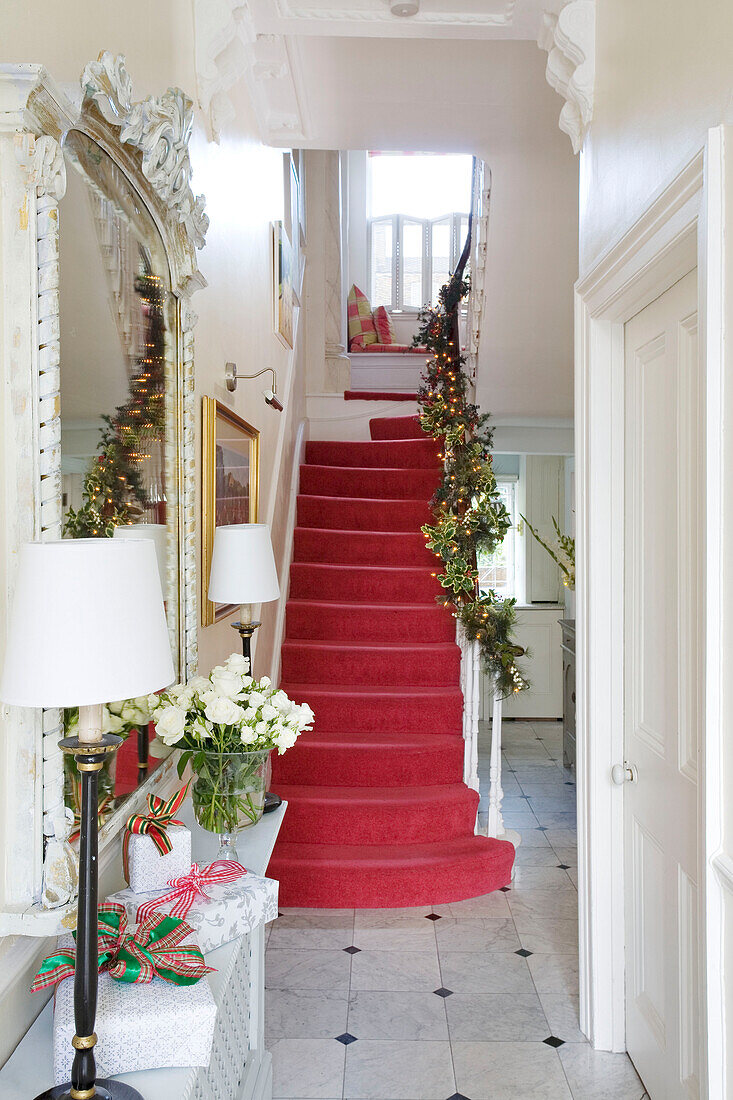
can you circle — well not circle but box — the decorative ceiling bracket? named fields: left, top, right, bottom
left=538, top=0, right=595, bottom=154
left=193, top=0, right=308, bottom=145
left=81, top=52, right=210, bottom=254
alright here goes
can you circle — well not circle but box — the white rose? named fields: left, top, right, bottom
left=210, top=667, right=244, bottom=700
left=204, top=696, right=245, bottom=726
left=103, top=710, right=124, bottom=735
left=190, top=716, right=212, bottom=740
left=274, top=726, right=299, bottom=753
left=240, top=724, right=258, bottom=745
left=155, top=705, right=188, bottom=745
left=147, top=693, right=161, bottom=716
left=247, top=691, right=266, bottom=710
left=272, top=690, right=292, bottom=713
left=174, top=687, right=195, bottom=711
left=258, top=676, right=272, bottom=688
left=107, top=700, right=125, bottom=716
left=255, top=721, right=268, bottom=736
left=260, top=703, right=279, bottom=721
left=121, top=702, right=147, bottom=726
left=225, top=653, right=250, bottom=676
left=188, top=675, right=210, bottom=693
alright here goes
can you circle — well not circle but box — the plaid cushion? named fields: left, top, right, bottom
left=373, top=305, right=397, bottom=344
left=347, top=285, right=378, bottom=349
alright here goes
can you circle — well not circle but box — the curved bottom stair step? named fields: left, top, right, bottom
left=268, top=835, right=515, bottom=909
left=271, top=731, right=464, bottom=787
left=277, top=783, right=479, bottom=846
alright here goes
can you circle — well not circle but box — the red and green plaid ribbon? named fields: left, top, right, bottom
left=69, top=777, right=113, bottom=844
left=122, top=781, right=190, bottom=883
left=31, top=901, right=214, bottom=992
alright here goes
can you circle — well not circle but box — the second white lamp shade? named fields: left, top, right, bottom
left=0, top=538, right=174, bottom=708
left=207, top=524, right=280, bottom=606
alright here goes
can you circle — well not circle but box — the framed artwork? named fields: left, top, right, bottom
left=201, top=397, right=260, bottom=626
left=272, top=219, right=294, bottom=349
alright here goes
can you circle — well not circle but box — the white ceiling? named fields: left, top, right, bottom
left=246, top=0, right=548, bottom=39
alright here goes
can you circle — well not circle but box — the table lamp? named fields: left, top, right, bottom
left=0, top=538, right=175, bottom=1100
left=207, top=524, right=280, bottom=671
left=113, top=524, right=169, bottom=781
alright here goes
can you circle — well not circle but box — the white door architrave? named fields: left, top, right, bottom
left=574, top=146, right=706, bottom=1067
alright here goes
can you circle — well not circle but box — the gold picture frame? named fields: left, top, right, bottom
left=202, top=397, right=260, bottom=626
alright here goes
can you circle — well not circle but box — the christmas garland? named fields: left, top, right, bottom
left=63, top=271, right=167, bottom=538
left=415, top=270, right=527, bottom=698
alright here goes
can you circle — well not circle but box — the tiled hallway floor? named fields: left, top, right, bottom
left=265, top=720, right=648, bottom=1100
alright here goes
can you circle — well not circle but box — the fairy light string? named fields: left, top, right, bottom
left=414, top=267, right=528, bottom=698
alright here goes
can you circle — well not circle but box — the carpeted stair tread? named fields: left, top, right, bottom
left=299, top=464, right=440, bottom=500
left=369, top=415, right=423, bottom=440
left=281, top=640, right=460, bottom=687
left=277, top=783, right=479, bottom=845
left=286, top=600, right=455, bottom=643
left=305, top=439, right=439, bottom=469
left=289, top=562, right=442, bottom=603
left=272, top=731, right=464, bottom=787
left=280, top=682, right=464, bottom=734
left=343, top=390, right=418, bottom=401
left=297, top=495, right=432, bottom=532
left=293, top=527, right=434, bottom=567
left=268, top=836, right=515, bottom=908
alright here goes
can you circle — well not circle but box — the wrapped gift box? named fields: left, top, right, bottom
left=125, top=825, right=191, bottom=893
left=53, top=970, right=216, bottom=1081
left=107, top=870, right=279, bottom=954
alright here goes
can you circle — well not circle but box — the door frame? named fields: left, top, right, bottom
left=575, top=143, right=710, bottom=1071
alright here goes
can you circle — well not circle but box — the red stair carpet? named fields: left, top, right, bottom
left=268, top=413, right=515, bottom=908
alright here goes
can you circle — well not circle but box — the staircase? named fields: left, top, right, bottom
left=268, top=413, right=515, bottom=908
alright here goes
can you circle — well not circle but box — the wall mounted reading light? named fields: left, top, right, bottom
left=225, top=362, right=284, bottom=411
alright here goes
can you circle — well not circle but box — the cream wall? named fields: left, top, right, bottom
left=580, top=0, right=733, bottom=274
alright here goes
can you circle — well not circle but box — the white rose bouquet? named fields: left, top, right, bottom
left=148, top=653, right=313, bottom=836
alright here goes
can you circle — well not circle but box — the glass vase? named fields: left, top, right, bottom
left=190, top=749, right=272, bottom=861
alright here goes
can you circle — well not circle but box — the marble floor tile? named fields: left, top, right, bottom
left=452, top=1040, right=573, bottom=1099
left=508, top=886, right=579, bottom=924
left=347, top=989, right=449, bottom=1040
left=349, top=948, right=441, bottom=991
left=265, top=948, right=352, bottom=991
left=537, top=993, right=586, bottom=1043
left=431, top=891, right=511, bottom=918
left=552, top=847, right=579, bottom=866
left=527, top=952, right=580, bottom=997
left=353, top=905, right=433, bottom=922
left=265, top=988, right=350, bottom=1040
left=445, top=991, right=549, bottom=1041
left=514, top=828, right=552, bottom=847
left=546, top=828, right=579, bottom=849
left=513, top=847, right=569, bottom=867
left=352, top=910, right=437, bottom=950
left=435, top=916, right=521, bottom=953
left=517, top=916, right=578, bottom=954
left=268, top=911, right=356, bottom=950
left=512, top=866, right=577, bottom=889
left=501, top=811, right=542, bottom=829
left=439, top=950, right=536, bottom=994
left=344, top=1039, right=455, bottom=1099
left=558, top=1043, right=646, bottom=1099
left=270, top=1037, right=345, bottom=1099
left=534, top=812, right=577, bottom=829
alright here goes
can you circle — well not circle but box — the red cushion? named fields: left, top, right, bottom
left=373, top=305, right=397, bottom=344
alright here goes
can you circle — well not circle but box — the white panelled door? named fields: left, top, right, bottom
left=623, top=270, right=702, bottom=1099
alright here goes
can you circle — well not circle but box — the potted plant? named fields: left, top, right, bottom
left=148, top=653, right=313, bottom=860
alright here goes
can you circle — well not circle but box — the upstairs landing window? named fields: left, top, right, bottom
left=368, top=153, right=472, bottom=312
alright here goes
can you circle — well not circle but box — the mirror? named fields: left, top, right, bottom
left=58, top=129, right=181, bottom=823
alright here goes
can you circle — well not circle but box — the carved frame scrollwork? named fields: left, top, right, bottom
left=0, top=53, right=206, bottom=934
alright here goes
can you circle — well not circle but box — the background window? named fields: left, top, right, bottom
left=367, top=153, right=473, bottom=311
left=477, top=479, right=518, bottom=599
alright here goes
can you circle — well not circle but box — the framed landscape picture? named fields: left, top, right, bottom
left=201, top=397, right=260, bottom=626
left=272, top=219, right=294, bottom=349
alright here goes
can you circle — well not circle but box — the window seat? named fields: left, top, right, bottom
left=0, top=802, right=286, bottom=1100
left=348, top=348, right=428, bottom=393
left=349, top=344, right=427, bottom=354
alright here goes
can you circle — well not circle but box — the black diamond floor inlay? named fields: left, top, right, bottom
left=343, top=945, right=361, bottom=954
left=425, top=913, right=442, bottom=921
left=536, top=825, right=549, bottom=831
left=515, top=948, right=532, bottom=957
left=500, top=886, right=511, bottom=893
left=433, top=987, right=454, bottom=998
left=565, top=781, right=575, bottom=786
left=557, top=863, right=571, bottom=870
left=543, top=1036, right=565, bottom=1048
left=446, top=1094, right=472, bottom=1100
left=335, top=1033, right=358, bottom=1045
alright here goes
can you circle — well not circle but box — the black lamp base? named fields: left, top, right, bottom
left=35, top=1079, right=144, bottom=1099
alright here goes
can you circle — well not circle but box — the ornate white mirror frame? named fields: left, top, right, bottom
left=0, top=53, right=206, bottom=935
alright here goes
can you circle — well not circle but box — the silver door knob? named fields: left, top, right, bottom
left=611, top=763, right=638, bottom=785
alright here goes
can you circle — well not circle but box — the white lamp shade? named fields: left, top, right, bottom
left=207, top=524, right=280, bottom=606
left=113, top=523, right=168, bottom=585
left=0, top=539, right=175, bottom=708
